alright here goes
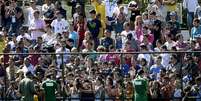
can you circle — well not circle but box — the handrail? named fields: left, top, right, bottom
left=0, top=51, right=201, bottom=55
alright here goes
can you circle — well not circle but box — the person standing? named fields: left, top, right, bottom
left=183, top=0, right=199, bottom=30
left=87, top=10, right=102, bottom=49
left=133, top=69, right=148, bottom=101
left=42, top=73, right=58, bottom=101
left=19, top=71, right=36, bottom=101
left=28, top=10, right=45, bottom=43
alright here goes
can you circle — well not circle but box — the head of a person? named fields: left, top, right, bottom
left=176, top=34, right=184, bottom=42
left=55, top=1, right=62, bottom=9
left=156, top=39, right=163, bottom=48
left=84, top=31, right=92, bottom=40
left=62, top=30, right=69, bottom=38
left=109, top=45, right=115, bottom=52
left=140, top=58, right=147, bottom=66
left=30, top=0, right=36, bottom=6
left=140, top=44, right=148, bottom=51
left=33, top=10, right=40, bottom=19
left=149, top=11, right=157, bottom=20
left=89, top=9, right=96, bottom=19
left=104, top=29, right=111, bottom=37
left=24, top=57, right=30, bottom=66
left=170, top=54, right=178, bottom=63
left=155, top=56, right=162, bottom=65
left=37, top=37, right=43, bottom=44
left=85, top=40, right=93, bottom=50
left=10, top=0, right=17, bottom=7
left=142, top=12, right=148, bottom=20
left=25, top=71, right=33, bottom=78
left=170, top=11, right=177, bottom=21
left=160, top=45, right=168, bottom=51
left=123, top=22, right=130, bottom=31
left=75, top=4, right=81, bottom=13
left=135, top=15, right=143, bottom=25
left=61, top=38, right=66, bottom=48
left=193, top=18, right=200, bottom=27
left=165, top=34, right=172, bottom=42
left=195, top=76, right=201, bottom=85
left=56, top=11, right=63, bottom=20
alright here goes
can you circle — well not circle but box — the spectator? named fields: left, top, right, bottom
left=168, top=11, right=181, bottom=40
left=87, top=9, right=102, bottom=49
left=133, top=70, right=148, bottom=101
left=51, top=11, right=69, bottom=34
left=19, top=71, right=36, bottom=101
left=191, top=18, right=201, bottom=39
left=100, top=30, right=115, bottom=50
left=29, top=10, right=45, bottom=43
left=27, top=0, right=39, bottom=26
left=42, top=72, right=58, bottom=101
left=164, top=0, right=177, bottom=21
left=128, top=1, right=140, bottom=22
left=195, top=2, right=201, bottom=21
left=183, top=0, right=199, bottom=29
left=91, top=0, right=106, bottom=22
left=55, top=1, right=66, bottom=19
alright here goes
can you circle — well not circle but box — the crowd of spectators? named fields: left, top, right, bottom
left=0, top=0, right=201, bottom=101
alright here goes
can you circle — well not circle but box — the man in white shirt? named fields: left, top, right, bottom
left=27, top=0, right=39, bottom=26
left=22, top=58, right=35, bottom=76
left=29, top=10, right=45, bottom=42
left=183, top=0, right=199, bottom=29
left=55, top=39, right=70, bottom=68
left=51, top=11, right=69, bottom=34
left=104, top=0, right=118, bottom=18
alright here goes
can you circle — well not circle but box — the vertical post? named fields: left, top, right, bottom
left=61, top=53, right=65, bottom=101
left=4, top=55, right=7, bottom=101
left=180, top=52, right=183, bottom=100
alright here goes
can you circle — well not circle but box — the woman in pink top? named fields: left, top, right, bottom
left=135, top=15, right=143, bottom=40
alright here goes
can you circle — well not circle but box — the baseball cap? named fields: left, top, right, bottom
left=170, top=11, right=176, bottom=16
left=89, top=9, right=96, bottom=14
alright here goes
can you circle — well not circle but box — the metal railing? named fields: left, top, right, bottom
left=1, top=51, right=201, bottom=101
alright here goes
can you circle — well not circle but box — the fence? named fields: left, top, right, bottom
left=1, top=51, right=201, bottom=101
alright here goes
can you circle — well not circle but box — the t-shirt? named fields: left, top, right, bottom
left=168, top=21, right=180, bottom=36
left=42, top=79, right=57, bottom=101
left=195, top=6, right=201, bottom=20
left=104, top=0, right=118, bottom=17
left=69, top=31, right=79, bottom=47
left=191, top=25, right=201, bottom=39
left=29, top=19, right=45, bottom=40
left=128, top=1, right=140, bottom=21
left=51, top=19, right=69, bottom=34
left=133, top=76, right=148, bottom=101
left=87, top=18, right=101, bottom=38
left=100, top=37, right=114, bottom=49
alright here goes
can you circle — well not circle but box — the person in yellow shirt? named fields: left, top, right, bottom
left=97, top=13, right=106, bottom=38
left=91, top=0, right=106, bottom=22
left=163, top=0, right=177, bottom=21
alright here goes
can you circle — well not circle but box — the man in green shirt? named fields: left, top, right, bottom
left=133, top=69, right=148, bottom=101
left=42, top=73, right=58, bottom=101
left=19, top=71, right=36, bottom=101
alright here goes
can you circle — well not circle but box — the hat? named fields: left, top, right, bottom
left=170, top=11, right=176, bottom=16
left=76, top=4, right=81, bottom=8
left=89, top=9, right=96, bottom=14
left=30, top=0, right=35, bottom=3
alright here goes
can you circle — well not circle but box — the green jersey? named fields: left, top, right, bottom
left=133, top=76, right=148, bottom=101
left=42, top=79, right=57, bottom=101
left=19, top=78, right=36, bottom=101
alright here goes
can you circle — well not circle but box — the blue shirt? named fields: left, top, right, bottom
left=149, top=64, right=163, bottom=80
left=191, top=25, right=201, bottom=39
left=69, top=31, right=79, bottom=47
